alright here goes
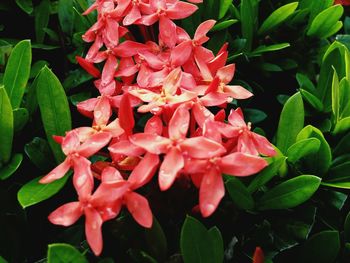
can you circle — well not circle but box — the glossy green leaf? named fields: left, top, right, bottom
left=296, top=73, right=316, bottom=93
left=257, top=175, right=321, bottom=210
left=333, top=117, right=350, bottom=135
left=15, top=0, right=33, bottom=14
left=307, top=0, right=334, bottom=22
left=3, top=40, right=31, bottom=109
left=240, top=0, right=258, bottom=51
left=333, top=132, right=350, bottom=157
left=58, top=0, right=74, bottom=35
left=300, top=89, right=323, bottom=111
left=258, top=2, right=298, bottom=35
left=249, top=43, right=290, bottom=57
left=36, top=66, right=71, bottom=163
left=30, top=60, right=49, bottom=79
left=26, top=73, right=39, bottom=115
left=211, top=19, right=238, bottom=32
left=345, top=211, right=350, bottom=242
left=17, top=173, right=70, bottom=208
left=0, top=87, right=13, bottom=164
left=300, top=231, right=340, bottom=263
left=276, top=92, right=304, bottom=154
left=24, top=137, right=55, bottom=172
left=13, top=108, right=29, bottom=132
left=47, top=243, right=87, bottom=263
left=243, top=108, right=267, bottom=124
left=35, top=0, right=51, bottom=43
left=144, top=217, right=167, bottom=262
left=307, top=5, right=344, bottom=38
left=180, top=216, right=224, bottom=263
left=0, top=256, right=8, bottom=263
left=286, top=138, right=321, bottom=164
left=332, top=69, right=340, bottom=123
left=248, top=156, right=287, bottom=193
left=0, top=153, right=22, bottom=180
left=63, top=69, right=93, bottom=91
left=218, top=0, right=232, bottom=19
left=339, top=78, right=350, bottom=118
left=296, top=125, right=332, bottom=176
left=226, top=177, right=254, bottom=210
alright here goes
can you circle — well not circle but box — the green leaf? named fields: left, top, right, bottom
left=36, top=66, right=72, bottom=163
left=211, top=20, right=238, bottom=32
left=30, top=60, right=49, bottom=79
left=333, top=117, right=350, bottom=135
left=17, top=174, right=70, bottom=208
left=257, top=175, right=321, bottom=210
left=47, top=243, right=87, bottom=263
left=127, top=249, right=157, bottom=263
left=69, top=92, right=91, bottom=106
left=249, top=43, right=290, bottom=57
left=276, top=92, right=304, bottom=154
left=300, top=89, right=323, bottom=112
left=3, top=40, right=31, bottom=109
left=333, top=131, right=350, bottom=157
left=0, top=87, right=13, bottom=164
left=24, top=137, right=55, bottom=172
left=345, top=211, right=350, bottom=242
left=15, top=0, right=33, bottom=14
left=300, top=231, right=340, bottom=263
left=240, top=0, right=258, bottom=51
left=225, top=177, right=254, bottom=210
left=258, top=2, right=299, bottom=35
left=296, top=125, right=332, bottom=176
left=180, top=216, right=224, bottom=263
left=296, top=73, right=316, bottom=93
left=58, top=0, right=74, bottom=35
left=243, top=108, right=267, bottom=124
left=307, top=5, right=344, bottom=39
left=0, top=256, right=8, bottom=263
left=218, top=0, right=232, bottom=19
left=332, top=68, right=340, bottom=123
left=144, top=217, right=167, bottom=262
left=63, top=69, right=93, bottom=91
left=13, top=108, right=29, bottom=132
left=248, top=155, right=287, bottom=193
left=286, top=138, right=321, bottom=164
left=0, top=154, right=22, bottom=180
left=339, top=78, right=350, bottom=118
left=35, top=0, right=51, bottom=43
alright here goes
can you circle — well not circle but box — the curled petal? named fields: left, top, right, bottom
left=220, top=152, right=268, bottom=176
left=85, top=207, right=103, bottom=256
left=130, top=133, right=171, bottom=154
left=78, top=132, right=112, bottom=158
left=194, top=20, right=216, bottom=45
left=39, top=158, right=71, bottom=184
left=199, top=167, right=224, bottom=217
left=48, top=202, right=83, bottom=226
left=125, top=192, right=153, bottom=228
left=158, top=147, right=184, bottom=191
left=128, top=153, right=160, bottom=189
left=180, top=137, right=226, bottom=158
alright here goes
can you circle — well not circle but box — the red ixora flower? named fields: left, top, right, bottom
left=335, top=0, right=350, bottom=6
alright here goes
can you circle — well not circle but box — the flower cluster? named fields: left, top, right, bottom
left=40, top=0, right=275, bottom=256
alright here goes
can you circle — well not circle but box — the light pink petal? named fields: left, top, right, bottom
left=101, top=54, right=118, bottom=86
left=145, top=115, right=163, bottom=135
left=96, top=79, right=116, bottom=96
left=104, top=118, right=125, bottom=137
left=72, top=156, right=94, bottom=198
left=94, top=96, right=111, bottom=127
left=220, top=152, right=268, bottom=176
left=200, top=92, right=230, bottom=107
left=195, top=46, right=215, bottom=63
left=228, top=108, right=246, bottom=127
left=128, top=88, right=159, bottom=103
left=216, top=64, right=235, bottom=84
left=48, top=202, right=83, bottom=226
left=181, top=72, right=196, bottom=90
left=140, top=51, right=164, bottom=70
left=183, top=158, right=208, bottom=174
left=163, top=68, right=182, bottom=95
left=180, top=137, right=226, bottom=158
left=113, top=0, right=131, bottom=16
left=176, top=27, right=191, bottom=42
left=77, top=98, right=99, bottom=119
left=192, top=102, right=214, bottom=128
left=170, top=41, right=192, bottom=67
left=140, top=13, right=159, bottom=26
left=92, top=182, right=129, bottom=205
left=39, top=158, right=71, bottom=184
left=62, top=130, right=80, bottom=155
left=137, top=64, right=153, bottom=87
left=199, top=167, right=224, bottom=217
left=169, top=106, right=190, bottom=140
left=148, top=68, right=169, bottom=87
left=158, top=147, right=184, bottom=191
left=101, top=166, right=124, bottom=183
left=194, top=51, right=213, bottom=81
left=203, top=120, right=222, bottom=143
left=125, top=192, right=153, bottom=228
left=108, top=139, right=146, bottom=156
left=75, top=127, right=96, bottom=142
left=252, top=133, right=276, bottom=157
left=194, top=20, right=216, bottom=45
left=113, top=41, right=149, bottom=57
left=166, top=2, right=198, bottom=19
left=159, top=16, right=177, bottom=48
left=85, top=207, right=103, bottom=256
left=105, top=18, right=120, bottom=48
left=128, top=153, right=160, bottom=189
left=224, top=85, right=253, bottom=99
left=123, top=4, right=142, bottom=25
left=78, top=132, right=112, bottom=158
left=237, top=132, right=259, bottom=156
left=130, top=133, right=171, bottom=154
left=167, top=90, right=197, bottom=104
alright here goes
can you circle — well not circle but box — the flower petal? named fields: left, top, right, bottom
left=220, top=152, right=268, bottom=176
left=109, top=139, right=146, bottom=157
left=168, top=105, right=190, bottom=140
left=130, top=133, right=171, bottom=154
left=194, top=20, right=216, bottom=45
left=180, top=137, right=226, bottom=158
left=62, top=130, right=80, bottom=155
left=78, top=132, right=112, bottom=158
left=216, top=64, right=235, bottom=84
left=85, top=207, right=103, bottom=256
left=159, top=16, right=177, bottom=48
left=166, top=2, right=198, bottom=20
left=170, top=41, right=192, bottom=67
left=158, top=147, right=184, bottom=191
left=145, top=115, right=163, bottom=135
left=199, top=167, right=224, bottom=217
left=125, top=192, right=153, bottom=228
left=39, top=158, right=71, bottom=184
left=224, top=85, right=253, bottom=100
left=94, top=96, right=112, bottom=127
left=72, top=156, right=94, bottom=198
left=48, top=202, right=83, bottom=226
